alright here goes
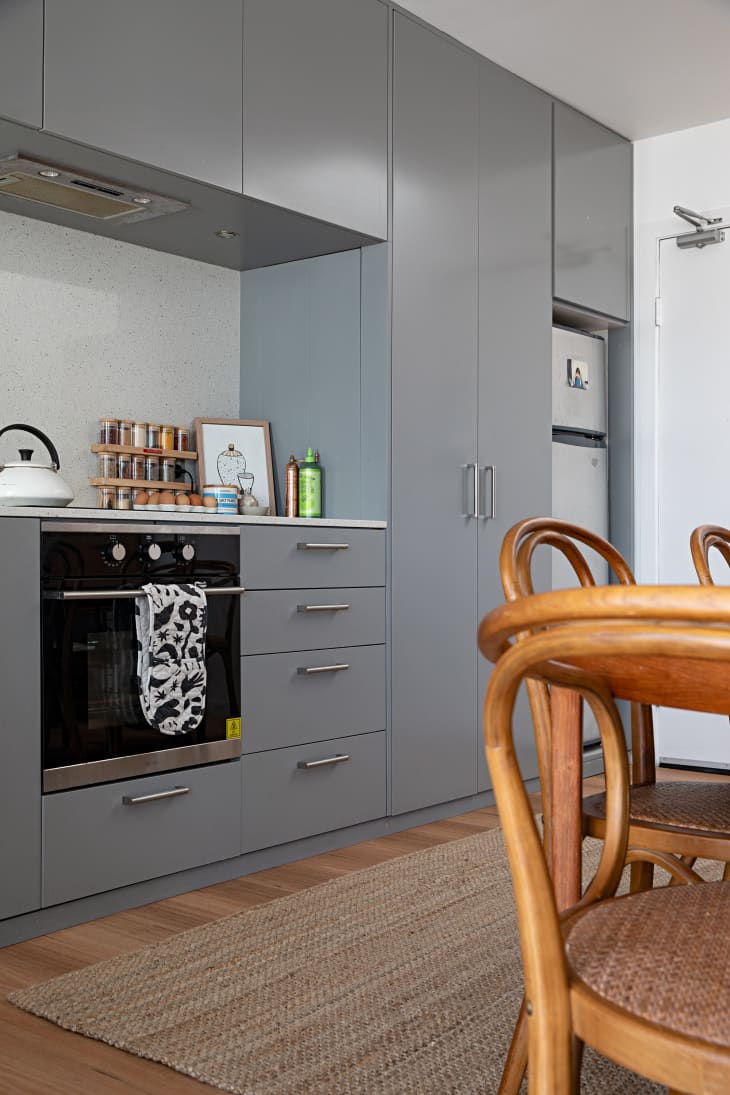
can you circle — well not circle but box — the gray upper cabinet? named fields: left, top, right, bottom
left=0, top=0, right=43, bottom=128
left=242, top=0, right=388, bottom=239
left=391, top=14, right=480, bottom=815
left=553, top=102, right=632, bottom=321
left=477, top=60, right=552, bottom=790
left=43, top=0, right=244, bottom=192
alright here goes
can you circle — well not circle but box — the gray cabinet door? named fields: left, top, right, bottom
left=44, top=1, right=243, bottom=192
left=0, top=0, right=43, bottom=127
left=0, top=519, right=41, bottom=919
left=553, top=102, right=631, bottom=321
left=390, top=15, right=479, bottom=815
left=477, top=61, right=553, bottom=791
left=242, top=0, right=388, bottom=239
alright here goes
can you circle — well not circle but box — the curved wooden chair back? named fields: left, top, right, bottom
left=499, top=518, right=654, bottom=808
left=690, top=523, right=730, bottom=586
left=479, top=584, right=730, bottom=1093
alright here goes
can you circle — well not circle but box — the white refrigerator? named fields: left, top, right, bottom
left=552, top=325, right=608, bottom=749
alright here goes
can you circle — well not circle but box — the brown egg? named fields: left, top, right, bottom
left=174, top=494, right=188, bottom=506
left=189, top=493, right=203, bottom=507
left=158, top=490, right=176, bottom=505
left=134, top=491, right=149, bottom=506
left=147, top=491, right=161, bottom=505
left=202, top=495, right=218, bottom=508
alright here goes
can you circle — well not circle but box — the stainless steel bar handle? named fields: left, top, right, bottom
left=45, top=586, right=247, bottom=601
left=461, top=463, right=477, bottom=518
left=297, top=603, right=351, bottom=613
left=122, top=786, right=191, bottom=805
left=297, top=754, right=351, bottom=770
left=297, top=663, right=350, bottom=675
left=297, top=542, right=350, bottom=550
left=484, top=464, right=496, bottom=520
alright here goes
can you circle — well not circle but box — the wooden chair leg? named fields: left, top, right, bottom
left=571, top=1035, right=584, bottom=1094
left=498, top=996, right=527, bottom=1095
left=723, top=860, right=730, bottom=881
left=629, top=859, right=654, bottom=892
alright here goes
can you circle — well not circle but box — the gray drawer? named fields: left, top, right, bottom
left=242, top=644, right=385, bottom=752
left=242, top=731, right=386, bottom=852
left=241, top=526, right=385, bottom=589
left=241, top=587, right=385, bottom=654
left=42, top=762, right=241, bottom=906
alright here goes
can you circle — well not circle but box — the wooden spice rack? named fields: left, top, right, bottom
left=89, top=444, right=198, bottom=494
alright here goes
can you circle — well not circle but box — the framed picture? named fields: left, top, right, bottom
left=193, top=418, right=276, bottom=515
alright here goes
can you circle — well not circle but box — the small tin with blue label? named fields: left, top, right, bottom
left=202, top=484, right=239, bottom=513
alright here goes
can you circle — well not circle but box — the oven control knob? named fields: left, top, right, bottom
left=178, top=542, right=196, bottom=563
left=105, top=540, right=126, bottom=564
left=144, top=541, right=163, bottom=562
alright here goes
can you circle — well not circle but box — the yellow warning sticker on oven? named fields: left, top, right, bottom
left=226, top=717, right=242, bottom=740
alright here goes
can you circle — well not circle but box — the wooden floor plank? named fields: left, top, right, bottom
left=0, top=768, right=726, bottom=1094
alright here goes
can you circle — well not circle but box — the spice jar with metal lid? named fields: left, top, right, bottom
left=132, top=421, right=148, bottom=448
left=161, top=456, right=176, bottom=483
left=118, top=419, right=133, bottom=446
left=146, top=423, right=161, bottom=449
left=99, top=417, right=119, bottom=445
left=131, top=455, right=146, bottom=480
left=174, top=426, right=190, bottom=451
left=98, top=451, right=118, bottom=478
left=144, top=455, right=160, bottom=481
left=160, top=424, right=174, bottom=450
left=97, top=486, right=116, bottom=509
left=116, top=486, right=132, bottom=510
left=118, top=452, right=132, bottom=479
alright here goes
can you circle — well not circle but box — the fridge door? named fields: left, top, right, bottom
left=552, top=326, right=606, bottom=435
left=552, top=436, right=609, bottom=750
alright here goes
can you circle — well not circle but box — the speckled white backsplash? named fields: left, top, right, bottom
left=0, top=210, right=240, bottom=506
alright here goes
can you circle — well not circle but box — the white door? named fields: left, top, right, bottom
left=655, top=215, right=730, bottom=768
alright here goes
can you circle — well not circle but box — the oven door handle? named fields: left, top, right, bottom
left=44, top=586, right=246, bottom=601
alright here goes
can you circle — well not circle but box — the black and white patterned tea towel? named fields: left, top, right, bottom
left=135, top=583, right=207, bottom=735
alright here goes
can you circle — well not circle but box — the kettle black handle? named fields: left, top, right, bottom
left=0, top=423, right=61, bottom=469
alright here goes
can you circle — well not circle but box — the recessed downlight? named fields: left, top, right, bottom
left=132, top=195, right=152, bottom=205
left=38, top=169, right=60, bottom=178
left=215, top=228, right=239, bottom=239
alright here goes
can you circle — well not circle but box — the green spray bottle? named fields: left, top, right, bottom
left=298, top=447, right=322, bottom=518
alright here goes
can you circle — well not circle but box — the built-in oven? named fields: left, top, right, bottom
left=41, top=522, right=243, bottom=792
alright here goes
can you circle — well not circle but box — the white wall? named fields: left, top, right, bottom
left=0, top=211, right=240, bottom=506
left=633, top=116, right=730, bottom=580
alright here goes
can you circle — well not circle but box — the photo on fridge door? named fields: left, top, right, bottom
left=567, top=357, right=589, bottom=389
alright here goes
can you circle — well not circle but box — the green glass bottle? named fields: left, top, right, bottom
left=298, top=447, right=322, bottom=518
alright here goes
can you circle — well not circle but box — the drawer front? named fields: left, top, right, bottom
left=242, top=731, right=386, bottom=852
left=241, top=526, right=385, bottom=589
left=242, top=644, right=385, bottom=752
left=241, top=587, right=385, bottom=654
left=42, top=762, right=242, bottom=906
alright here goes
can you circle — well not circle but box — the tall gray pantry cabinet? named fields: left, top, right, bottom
left=390, top=14, right=550, bottom=814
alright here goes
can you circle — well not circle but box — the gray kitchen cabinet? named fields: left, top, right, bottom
left=390, top=20, right=550, bottom=814
left=553, top=102, right=632, bottom=322
left=390, top=14, right=480, bottom=814
left=476, top=60, right=552, bottom=790
left=43, top=0, right=244, bottom=192
left=242, top=731, right=386, bottom=852
left=242, top=0, right=388, bottom=239
left=239, top=523, right=386, bottom=845
left=0, top=0, right=43, bottom=128
left=0, top=518, right=41, bottom=920
left=43, top=761, right=242, bottom=906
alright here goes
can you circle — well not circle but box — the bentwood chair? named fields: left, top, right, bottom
left=478, top=584, right=730, bottom=1095
left=691, top=523, right=730, bottom=589
left=501, top=518, right=730, bottom=886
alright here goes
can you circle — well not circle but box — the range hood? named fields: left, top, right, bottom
left=0, top=154, right=187, bottom=223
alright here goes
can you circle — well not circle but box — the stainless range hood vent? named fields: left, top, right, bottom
left=0, top=155, right=188, bottom=222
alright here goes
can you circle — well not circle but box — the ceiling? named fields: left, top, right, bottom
left=395, top=0, right=730, bottom=141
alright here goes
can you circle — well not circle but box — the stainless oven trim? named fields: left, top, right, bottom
left=43, top=737, right=242, bottom=793
left=45, top=586, right=246, bottom=600
left=41, top=522, right=241, bottom=536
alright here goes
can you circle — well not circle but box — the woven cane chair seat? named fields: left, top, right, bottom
left=584, top=781, right=730, bottom=835
left=566, top=880, right=730, bottom=1043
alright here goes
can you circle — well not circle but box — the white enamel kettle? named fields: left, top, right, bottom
left=0, top=423, right=74, bottom=507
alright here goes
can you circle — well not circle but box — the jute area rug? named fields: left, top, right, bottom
left=11, top=828, right=709, bottom=1094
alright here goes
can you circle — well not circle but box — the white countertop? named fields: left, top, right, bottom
left=0, top=505, right=386, bottom=529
